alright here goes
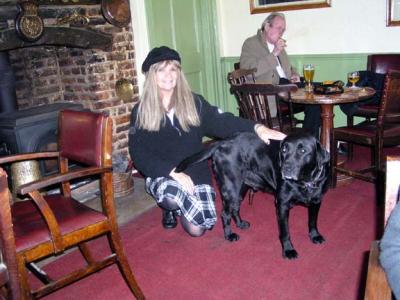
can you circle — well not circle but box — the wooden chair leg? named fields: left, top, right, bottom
left=1, top=286, right=8, bottom=300
left=330, top=132, right=338, bottom=188
left=346, top=116, right=354, bottom=160
left=375, top=141, right=385, bottom=206
left=78, top=243, right=95, bottom=265
left=288, top=101, right=296, bottom=129
left=347, top=143, right=354, bottom=160
left=108, top=233, right=145, bottom=300
left=17, top=257, right=32, bottom=300
left=26, top=263, right=51, bottom=284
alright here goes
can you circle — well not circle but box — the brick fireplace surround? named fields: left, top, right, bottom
left=0, top=1, right=138, bottom=157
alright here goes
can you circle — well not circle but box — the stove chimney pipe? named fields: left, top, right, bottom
left=0, top=51, right=18, bottom=113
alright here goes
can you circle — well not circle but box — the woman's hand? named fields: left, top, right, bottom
left=254, top=124, right=286, bottom=144
left=170, top=168, right=195, bottom=195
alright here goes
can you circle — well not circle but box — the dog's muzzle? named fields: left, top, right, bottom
left=281, top=165, right=299, bottom=181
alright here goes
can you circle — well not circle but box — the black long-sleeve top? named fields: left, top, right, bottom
left=128, top=93, right=256, bottom=185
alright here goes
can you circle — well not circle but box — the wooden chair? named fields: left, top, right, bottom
left=227, top=68, right=257, bottom=118
left=0, top=169, right=20, bottom=300
left=227, top=68, right=256, bottom=85
left=348, top=54, right=400, bottom=128
left=330, top=70, right=400, bottom=189
left=346, top=54, right=400, bottom=159
left=364, top=156, right=400, bottom=299
left=229, top=83, right=298, bottom=133
left=0, top=110, right=144, bottom=299
left=228, top=68, right=302, bottom=130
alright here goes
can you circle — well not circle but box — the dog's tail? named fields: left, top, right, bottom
left=175, top=142, right=221, bottom=172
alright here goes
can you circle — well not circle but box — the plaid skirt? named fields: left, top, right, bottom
left=145, top=177, right=217, bottom=229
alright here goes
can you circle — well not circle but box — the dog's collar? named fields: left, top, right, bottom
left=302, top=167, right=324, bottom=190
left=304, top=181, right=317, bottom=189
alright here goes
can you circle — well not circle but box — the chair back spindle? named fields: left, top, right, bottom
left=230, top=83, right=298, bottom=132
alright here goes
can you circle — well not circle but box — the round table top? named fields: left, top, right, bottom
left=290, top=87, right=376, bottom=105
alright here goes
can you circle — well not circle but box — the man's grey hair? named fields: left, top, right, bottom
left=261, top=12, right=285, bottom=31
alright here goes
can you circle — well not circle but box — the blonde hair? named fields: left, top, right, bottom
left=136, top=60, right=200, bottom=132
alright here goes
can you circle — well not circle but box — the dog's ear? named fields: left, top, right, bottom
left=316, top=140, right=330, bottom=168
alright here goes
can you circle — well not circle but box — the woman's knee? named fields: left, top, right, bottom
left=180, top=216, right=206, bottom=237
left=186, top=228, right=206, bottom=237
left=157, top=197, right=179, bottom=211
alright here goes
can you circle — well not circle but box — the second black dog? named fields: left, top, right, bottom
left=176, top=132, right=330, bottom=259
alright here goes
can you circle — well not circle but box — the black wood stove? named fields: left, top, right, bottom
left=0, top=51, right=84, bottom=172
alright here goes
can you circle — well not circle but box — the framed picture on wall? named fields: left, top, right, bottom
left=387, top=0, right=400, bottom=26
left=250, top=0, right=331, bottom=14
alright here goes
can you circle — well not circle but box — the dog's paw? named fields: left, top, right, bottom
left=225, top=233, right=240, bottom=242
left=310, top=234, right=325, bottom=244
left=283, top=249, right=298, bottom=259
left=236, top=220, right=250, bottom=230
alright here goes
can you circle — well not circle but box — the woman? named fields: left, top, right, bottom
left=128, top=46, right=285, bottom=237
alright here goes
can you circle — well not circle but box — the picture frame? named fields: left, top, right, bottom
left=250, top=0, right=331, bottom=14
left=387, top=0, right=400, bottom=26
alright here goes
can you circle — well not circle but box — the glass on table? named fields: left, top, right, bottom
left=347, top=71, right=360, bottom=89
left=303, top=64, right=315, bottom=92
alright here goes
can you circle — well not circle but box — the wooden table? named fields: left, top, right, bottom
left=290, top=87, right=376, bottom=151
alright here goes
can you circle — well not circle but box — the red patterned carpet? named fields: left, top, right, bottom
left=41, top=147, right=399, bottom=300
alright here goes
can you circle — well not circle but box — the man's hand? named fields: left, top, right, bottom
left=170, top=168, right=195, bottom=195
left=290, top=74, right=301, bottom=83
left=254, top=124, right=286, bottom=144
left=272, top=38, right=287, bottom=57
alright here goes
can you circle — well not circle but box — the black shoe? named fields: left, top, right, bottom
left=337, top=143, right=348, bottom=155
left=162, top=210, right=177, bottom=229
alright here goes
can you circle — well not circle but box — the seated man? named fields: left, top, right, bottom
left=240, top=12, right=321, bottom=138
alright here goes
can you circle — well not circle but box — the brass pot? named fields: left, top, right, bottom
left=11, top=160, right=41, bottom=195
left=115, top=78, right=134, bottom=102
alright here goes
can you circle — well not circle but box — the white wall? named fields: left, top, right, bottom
left=216, top=0, right=400, bottom=56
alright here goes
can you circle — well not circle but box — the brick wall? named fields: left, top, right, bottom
left=5, top=4, right=138, bottom=157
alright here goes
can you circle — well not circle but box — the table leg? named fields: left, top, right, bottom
left=319, top=104, right=334, bottom=151
left=320, top=103, right=354, bottom=186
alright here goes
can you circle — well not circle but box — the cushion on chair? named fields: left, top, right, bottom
left=334, top=121, right=400, bottom=146
left=12, top=196, right=106, bottom=252
left=59, top=110, right=105, bottom=167
left=353, top=104, right=379, bottom=117
left=333, top=124, right=377, bottom=144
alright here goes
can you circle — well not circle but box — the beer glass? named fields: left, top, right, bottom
left=303, top=64, right=315, bottom=92
left=348, top=71, right=360, bottom=88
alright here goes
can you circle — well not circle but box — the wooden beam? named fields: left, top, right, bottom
left=0, top=1, right=100, bottom=6
left=0, top=27, right=112, bottom=51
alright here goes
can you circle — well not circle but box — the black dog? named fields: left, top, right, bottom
left=176, top=132, right=330, bottom=259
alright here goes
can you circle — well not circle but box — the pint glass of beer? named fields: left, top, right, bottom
left=303, top=64, right=315, bottom=93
